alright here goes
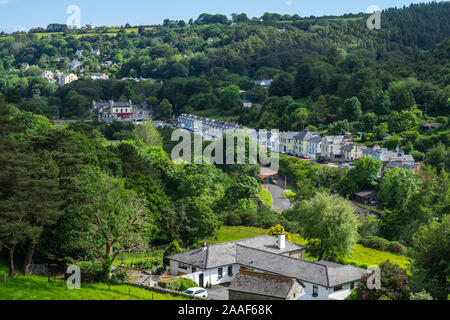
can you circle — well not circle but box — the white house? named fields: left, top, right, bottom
left=90, top=49, right=100, bottom=56
left=58, top=73, right=78, bottom=86
left=342, top=144, right=367, bottom=162
left=167, top=235, right=366, bottom=300
left=321, top=135, right=353, bottom=162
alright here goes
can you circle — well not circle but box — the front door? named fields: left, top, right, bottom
left=199, top=274, right=204, bottom=288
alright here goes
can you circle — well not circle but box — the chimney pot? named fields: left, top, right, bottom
left=278, top=233, right=286, bottom=250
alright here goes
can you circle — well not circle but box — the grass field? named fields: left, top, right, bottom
left=213, top=226, right=411, bottom=269
left=0, top=260, right=188, bottom=300
left=0, top=275, right=189, bottom=300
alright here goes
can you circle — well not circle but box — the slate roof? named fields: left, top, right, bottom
left=168, top=235, right=306, bottom=269
left=384, top=161, right=414, bottom=170
left=235, top=245, right=366, bottom=287
left=309, top=136, right=322, bottom=144
left=169, top=236, right=366, bottom=288
left=284, top=132, right=301, bottom=140
left=228, top=270, right=300, bottom=299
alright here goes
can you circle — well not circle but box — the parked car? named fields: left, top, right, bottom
left=184, top=287, right=208, bottom=298
left=300, top=155, right=310, bottom=159
left=317, top=156, right=328, bottom=164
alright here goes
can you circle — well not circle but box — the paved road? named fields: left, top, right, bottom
left=265, top=181, right=292, bottom=213
left=208, top=285, right=229, bottom=300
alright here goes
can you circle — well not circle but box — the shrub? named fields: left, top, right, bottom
left=410, top=290, right=433, bottom=300
left=158, top=278, right=180, bottom=291
left=359, top=236, right=408, bottom=255
left=163, top=240, right=183, bottom=267
left=110, top=270, right=129, bottom=284
left=360, top=236, right=390, bottom=251
left=179, top=277, right=198, bottom=292
left=226, top=212, right=242, bottom=226
left=120, top=257, right=162, bottom=270
left=74, top=262, right=104, bottom=283
left=388, top=241, right=407, bottom=255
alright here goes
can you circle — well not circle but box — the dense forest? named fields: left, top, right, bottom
left=0, top=2, right=449, bottom=300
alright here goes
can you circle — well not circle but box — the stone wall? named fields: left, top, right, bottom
left=229, top=290, right=284, bottom=300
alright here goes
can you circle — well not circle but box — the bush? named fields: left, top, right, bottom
left=388, top=241, right=407, bottom=254
left=225, top=212, right=242, bottom=226
left=163, top=240, right=183, bottom=267
left=359, top=236, right=408, bottom=255
left=119, top=257, right=162, bottom=270
left=110, top=270, right=129, bottom=284
left=179, top=277, right=198, bottom=292
left=74, top=262, right=104, bottom=283
left=360, top=236, right=390, bottom=251
left=158, top=278, right=180, bottom=291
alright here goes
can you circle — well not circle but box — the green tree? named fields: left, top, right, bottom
left=156, top=99, right=173, bottom=120
left=219, top=85, right=240, bottom=111
left=293, top=64, right=314, bottom=98
left=338, top=157, right=382, bottom=197
left=294, top=192, right=359, bottom=260
left=163, top=240, right=183, bottom=267
left=410, top=215, right=450, bottom=300
left=77, top=167, right=150, bottom=279
left=340, top=97, right=362, bottom=122
left=133, top=119, right=163, bottom=147
left=378, top=168, right=421, bottom=210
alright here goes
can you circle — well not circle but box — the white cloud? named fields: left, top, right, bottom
left=0, top=0, right=13, bottom=5
left=285, top=1, right=293, bottom=6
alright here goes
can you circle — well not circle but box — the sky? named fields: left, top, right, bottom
left=0, top=0, right=443, bottom=33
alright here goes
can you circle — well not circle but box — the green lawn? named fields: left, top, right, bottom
left=0, top=275, right=190, bottom=300
left=213, top=226, right=411, bottom=269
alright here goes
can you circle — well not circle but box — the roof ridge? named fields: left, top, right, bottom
left=235, top=244, right=321, bottom=267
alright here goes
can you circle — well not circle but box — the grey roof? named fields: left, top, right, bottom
left=228, top=270, right=299, bottom=299
left=235, top=245, right=366, bottom=287
left=285, top=132, right=301, bottom=139
left=342, top=144, right=355, bottom=151
left=385, top=162, right=414, bottom=170
left=309, top=136, right=322, bottom=144
left=168, top=235, right=306, bottom=269
left=169, top=236, right=366, bottom=287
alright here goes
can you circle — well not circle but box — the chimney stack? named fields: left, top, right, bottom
left=202, top=241, right=207, bottom=251
left=278, top=233, right=286, bottom=250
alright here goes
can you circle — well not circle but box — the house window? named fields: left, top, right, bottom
left=350, top=282, right=355, bottom=290
left=334, top=285, right=343, bottom=292
left=228, top=266, right=233, bottom=277
left=192, top=267, right=196, bottom=273
left=179, top=262, right=187, bottom=270
left=313, top=285, right=318, bottom=297
left=218, top=267, right=223, bottom=279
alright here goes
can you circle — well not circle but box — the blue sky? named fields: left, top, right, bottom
left=0, top=0, right=441, bottom=33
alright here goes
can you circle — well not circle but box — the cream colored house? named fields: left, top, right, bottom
left=58, top=73, right=78, bottom=86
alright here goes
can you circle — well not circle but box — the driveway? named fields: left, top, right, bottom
left=265, top=182, right=292, bottom=213
left=207, top=284, right=229, bottom=300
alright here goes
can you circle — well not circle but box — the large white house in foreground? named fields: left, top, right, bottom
left=167, top=235, right=366, bottom=300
